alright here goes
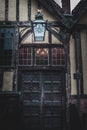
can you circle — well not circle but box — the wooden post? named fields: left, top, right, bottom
left=62, top=0, right=70, bottom=14
left=73, top=31, right=83, bottom=114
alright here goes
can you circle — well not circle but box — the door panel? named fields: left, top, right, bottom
left=21, top=71, right=66, bottom=130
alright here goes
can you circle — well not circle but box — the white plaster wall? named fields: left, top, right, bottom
left=79, top=12, right=87, bottom=24
left=19, top=0, right=28, bottom=21
left=31, top=0, right=37, bottom=20
left=81, top=30, right=87, bottom=94
left=70, top=36, right=77, bottom=95
left=8, top=0, right=16, bottom=21
left=52, top=35, right=62, bottom=44
left=31, top=0, right=57, bottom=21
left=0, top=0, right=5, bottom=21
left=70, top=0, right=81, bottom=11
left=54, top=0, right=62, bottom=7
left=3, top=72, right=13, bottom=91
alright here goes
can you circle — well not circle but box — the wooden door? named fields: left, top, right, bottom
left=21, top=71, right=66, bottom=130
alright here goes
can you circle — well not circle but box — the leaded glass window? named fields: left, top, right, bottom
left=35, top=48, right=49, bottom=65
left=19, top=47, right=32, bottom=65
left=19, top=45, right=65, bottom=66
left=52, top=48, right=65, bottom=65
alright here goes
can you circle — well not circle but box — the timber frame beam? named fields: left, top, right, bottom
left=37, top=0, right=73, bottom=30
left=3, top=0, right=87, bottom=31
left=72, top=0, right=87, bottom=27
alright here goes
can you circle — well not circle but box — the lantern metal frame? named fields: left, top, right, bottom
left=33, top=10, right=46, bottom=42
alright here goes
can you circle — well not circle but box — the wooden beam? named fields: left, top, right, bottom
left=37, top=0, right=72, bottom=29
left=19, top=28, right=32, bottom=43
left=47, top=26, right=63, bottom=43
left=16, top=0, right=19, bottom=21
left=5, top=0, right=9, bottom=21
left=72, top=0, right=87, bottom=26
left=0, top=21, right=63, bottom=27
left=62, top=0, right=70, bottom=14
left=28, top=0, right=31, bottom=21
left=73, top=31, right=83, bottom=94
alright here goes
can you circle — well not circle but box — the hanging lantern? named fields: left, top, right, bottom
left=33, top=10, right=46, bottom=42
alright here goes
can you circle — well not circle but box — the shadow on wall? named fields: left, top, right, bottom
left=69, top=104, right=83, bottom=130
left=0, top=93, right=22, bottom=130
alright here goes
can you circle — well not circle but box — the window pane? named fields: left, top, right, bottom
left=0, top=28, right=14, bottom=66
left=35, top=48, right=48, bottom=65
left=19, top=47, right=32, bottom=65
left=19, top=46, right=65, bottom=66
left=52, top=48, right=65, bottom=65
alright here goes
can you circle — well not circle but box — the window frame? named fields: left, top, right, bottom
left=0, top=27, right=15, bottom=68
left=19, top=44, right=65, bottom=67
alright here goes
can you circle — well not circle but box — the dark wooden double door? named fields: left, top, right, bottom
left=21, top=71, right=66, bottom=130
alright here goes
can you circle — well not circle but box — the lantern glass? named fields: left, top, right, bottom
left=33, top=22, right=46, bottom=41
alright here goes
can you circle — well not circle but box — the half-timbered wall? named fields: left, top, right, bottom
left=0, top=0, right=62, bottom=92
left=77, top=14, right=87, bottom=94
left=0, top=0, right=57, bottom=21
left=0, top=0, right=87, bottom=96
